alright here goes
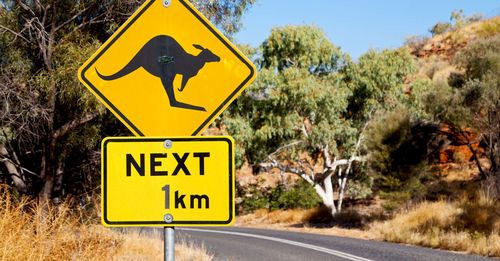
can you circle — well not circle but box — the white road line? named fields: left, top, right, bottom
left=179, top=228, right=373, bottom=261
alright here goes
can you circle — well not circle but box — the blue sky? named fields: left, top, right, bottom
left=234, top=0, right=500, bottom=59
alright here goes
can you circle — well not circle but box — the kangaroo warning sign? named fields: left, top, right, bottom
left=78, top=0, right=256, bottom=136
left=102, top=137, right=234, bottom=226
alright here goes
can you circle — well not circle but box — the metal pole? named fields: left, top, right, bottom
left=164, top=226, right=175, bottom=261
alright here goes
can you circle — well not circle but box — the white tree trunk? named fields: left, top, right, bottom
left=0, top=143, right=27, bottom=193
left=313, top=182, right=337, bottom=216
left=259, top=136, right=364, bottom=218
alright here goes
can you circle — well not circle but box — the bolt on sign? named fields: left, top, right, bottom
left=78, top=0, right=256, bottom=136
left=102, top=137, right=234, bottom=226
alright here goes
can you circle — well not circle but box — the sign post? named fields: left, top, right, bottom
left=78, top=0, right=255, bottom=260
left=165, top=226, right=174, bottom=261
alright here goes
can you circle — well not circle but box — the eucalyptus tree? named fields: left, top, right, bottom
left=223, top=25, right=421, bottom=215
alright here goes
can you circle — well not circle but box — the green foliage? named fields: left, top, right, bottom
left=226, top=25, right=430, bottom=214
left=260, top=25, right=348, bottom=74
left=454, top=35, right=500, bottom=83
left=224, top=25, right=353, bottom=167
left=272, top=179, right=322, bottom=210
left=235, top=43, right=259, bottom=62
left=366, top=110, right=440, bottom=197
left=193, top=0, right=256, bottom=36
left=0, top=0, right=256, bottom=199
left=425, top=35, right=500, bottom=130
left=236, top=179, right=321, bottom=214
left=342, top=48, right=417, bottom=126
left=228, top=42, right=421, bottom=169
left=345, top=173, right=373, bottom=200
left=401, top=78, right=432, bottom=119
left=425, top=35, right=500, bottom=195
left=236, top=182, right=268, bottom=214
left=423, top=81, right=467, bottom=126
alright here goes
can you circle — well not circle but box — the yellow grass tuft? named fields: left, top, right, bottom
left=236, top=206, right=333, bottom=225
left=237, top=208, right=309, bottom=224
left=369, top=192, right=500, bottom=257
left=0, top=186, right=212, bottom=261
left=476, top=17, right=500, bottom=37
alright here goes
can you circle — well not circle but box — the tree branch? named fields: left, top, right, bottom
left=322, top=144, right=331, bottom=167
left=0, top=147, right=39, bottom=178
left=14, top=0, right=36, bottom=16
left=52, top=111, right=102, bottom=140
left=64, top=17, right=109, bottom=39
left=267, top=140, right=304, bottom=158
left=300, top=123, right=309, bottom=138
left=460, top=130, right=486, bottom=179
left=259, top=161, right=315, bottom=185
left=0, top=25, right=30, bottom=43
left=54, top=5, right=92, bottom=33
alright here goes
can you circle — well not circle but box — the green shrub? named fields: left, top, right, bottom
left=366, top=110, right=440, bottom=198
left=272, top=179, right=321, bottom=210
left=236, top=182, right=268, bottom=214
left=345, top=172, right=373, bottom=200
left=381, top=201, right=400, bottom=212
left=429, top=21, right=451, bottom=36
left=236, top=179, right=321, bottom=214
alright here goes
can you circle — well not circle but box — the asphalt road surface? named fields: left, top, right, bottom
left=138, top=226, right=496, bottom=261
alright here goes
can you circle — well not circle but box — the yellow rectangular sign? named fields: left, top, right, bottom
left=102, top=137, right=234, bottom=226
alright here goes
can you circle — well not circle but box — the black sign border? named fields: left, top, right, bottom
left=80, top=0, right=255, bottom=136
left=102, top=137, right=234, bottom=225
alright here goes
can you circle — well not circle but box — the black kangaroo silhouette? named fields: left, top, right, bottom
left=95, top=35, right=220, bottom=111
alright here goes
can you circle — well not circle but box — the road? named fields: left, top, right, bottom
left=172, top=226, right=494, bottom=261
left=133, top=226, right=495, bottom=261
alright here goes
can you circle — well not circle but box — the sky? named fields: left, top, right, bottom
left=234, top=0, right=500, bottom=59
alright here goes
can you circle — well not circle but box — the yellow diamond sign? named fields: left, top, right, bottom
left=102, top=137, right=234, bottom=226
left=78, top=0, right=256, bottom=136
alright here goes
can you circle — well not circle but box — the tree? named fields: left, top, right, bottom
left=342, top=48, right=418, bottom=127
left=0, top=0, right=255, bottom=203
left=424, top=35, right=500, bottom=197
left=223, top=25, right=418, bottom=216
left=0, top=0, right=130, bottom=202
left=193, top=0, right=256, bottom=36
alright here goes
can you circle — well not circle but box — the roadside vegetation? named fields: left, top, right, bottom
left=232, top=13, right=500, bottom=258
left=0, top=186, right=213, bottom=261
left=0, top=1, right=251, bottom=260
left=1, top=1, right=499, bottom=258
left=370, top=191, right=500, bottom=257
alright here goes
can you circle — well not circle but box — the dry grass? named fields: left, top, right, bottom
left=369, top=191, right=500, bottom=257
left=235, top=207, right=374, bottom=240
left=476, top=16, right=500, bottom=37
left=236, top=206, right=332, bottom=225
left=0, top=186, right=212, bottom=261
